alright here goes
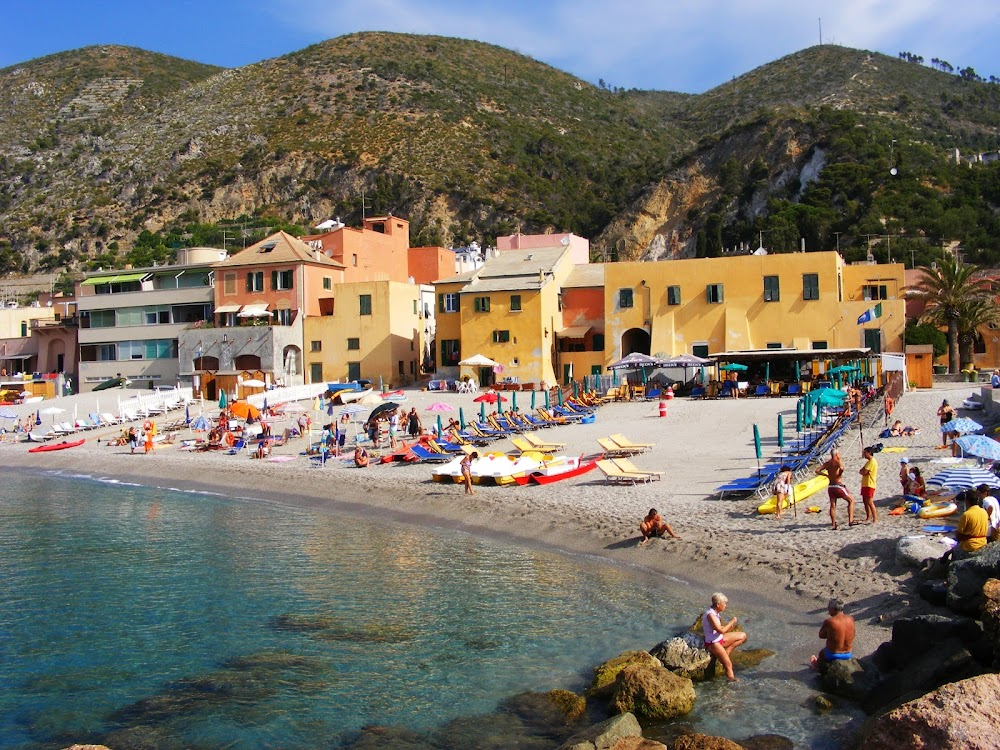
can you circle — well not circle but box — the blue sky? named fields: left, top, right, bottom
left=4, top=0, right=998, bottom=93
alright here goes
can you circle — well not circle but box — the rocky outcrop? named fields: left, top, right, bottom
left=854, top=673, right=1000, bottom=749
left=945, top=542, right=1000, bottom=615
left=500, top=689, right=588, bottom=731
left=609, top=663, right=696, bottom=721
left=556, top=712, right=644, bottom=750
left=820, top=658, right=880, bottom=702
left=649, top=635, right=713, bottom=680
left=896, top=535, right=954, bottom=568
left=591, top=651, right=662, bottom=697
left=980, top=577, right=1000, bottom=667
left=671, top=734, right=743, bottom=750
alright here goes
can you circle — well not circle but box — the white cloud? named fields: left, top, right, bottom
left=267, top=0, right=1000, bottom=92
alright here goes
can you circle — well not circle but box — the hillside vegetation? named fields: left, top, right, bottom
left=0, top=34, right=998, bottom=280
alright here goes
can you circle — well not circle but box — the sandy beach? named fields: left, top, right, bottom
left=2, top=380, right=990, bottom=663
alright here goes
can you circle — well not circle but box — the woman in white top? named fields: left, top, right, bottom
left=773, top=466, right=794, bottom=520
left=702, top=592, right=748, bottom=681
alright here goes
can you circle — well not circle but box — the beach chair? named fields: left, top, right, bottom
left=596, top=459, right=653, bottom=485
left=690, top=385, right=706, bottom=399
left=428, top=438, right=464, bottom=453
left=409, top=444, right=456, bottom=462
left=25, top=430, right=56, bottom=442
left=609, top=434, right=655, bottom=451
left=100, top=412, right=121, bottom=426
left=53, top=422, right=77, bottom=436
left=785, top=383, right=802, bottom=397
left=612, top=458, right=663, bottom=481
left=511, top=436, right=562, bottom=454
left=523, top=433, right=566, bottom=450
left=224, top=438, right=247, bottom=455
left=534, top=408, right=568, bottom=425
left=597, top=437, right=644, bottom=458
left=750, top=384, right=769, bottom=398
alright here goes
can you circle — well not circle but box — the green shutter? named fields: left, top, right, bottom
left=246, top=273, right=252, bottom=292
left=438, top=294, right=445, bottom=313
left=271, top=270, right=278, bottom=290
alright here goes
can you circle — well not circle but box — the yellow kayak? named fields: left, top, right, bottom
left=758, top=474, right=830, bottom=515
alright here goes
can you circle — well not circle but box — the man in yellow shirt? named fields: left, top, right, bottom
left=859, top=446, right=878, bottom=524
left=955, top=491, right=990, bottom=554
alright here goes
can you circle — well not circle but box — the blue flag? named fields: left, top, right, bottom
left=857, top=302, right=883, bottom=325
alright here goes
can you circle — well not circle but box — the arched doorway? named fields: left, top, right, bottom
left=621, top=328, right=651, bottom=357
left=234, top=354, right=262, bottom=370
left=282, top=345, right=302, bottom=384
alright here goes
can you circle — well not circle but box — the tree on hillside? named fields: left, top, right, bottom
left=908, top=253, right=994, bottom=373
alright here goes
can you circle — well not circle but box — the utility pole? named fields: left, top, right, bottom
left=833, top=232, right=841, bottom=253
left=818, top=17, right=823, bottom=45
left=360, top=189, right=371, bottom=221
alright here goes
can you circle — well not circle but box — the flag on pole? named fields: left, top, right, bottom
left=857, top=303, right=883, bottom=325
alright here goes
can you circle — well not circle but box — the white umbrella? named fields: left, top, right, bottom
left=41, top=406, right=64, bottom=424
left=458, top=354, right=501, bottom=368
left=279, top=402, right=308, bottom=413
left=242, top=379, right=266, bottom=388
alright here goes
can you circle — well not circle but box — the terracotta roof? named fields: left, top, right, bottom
left=218, top=231, right=345, bottom=269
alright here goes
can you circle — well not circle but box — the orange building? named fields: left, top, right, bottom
left=408, top=245, right=455, bottom=285
left=557, top=265, right=606, bottom=382
left=303, top=216, right=410, bottom=284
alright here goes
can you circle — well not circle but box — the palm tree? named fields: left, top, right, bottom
left=958, top=296, right=1000, bottom=370
left=908, top=253, right=994, bottom=373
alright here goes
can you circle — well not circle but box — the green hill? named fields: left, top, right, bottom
left=0, top=35, right=998, bottom=278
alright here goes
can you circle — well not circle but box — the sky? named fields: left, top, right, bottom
left=3, top=0, right=998, bottom=93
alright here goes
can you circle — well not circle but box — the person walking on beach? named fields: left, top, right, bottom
left=810, top=597, right=855, bottom=671
left=702, top=592, right=747, bottom=682
left=859, top=446, right=878, bottom=524
left=639, top=508, right=680, bottom=545
left=388, top=409, right=400, bottom=450
left=127, top=426, right=138, bottom=454
left=461, top=450, right=478, bottom=495
left=883, top=393, right=894, bottom=426
left=407, top=407, right=421, bottom=438
left=817, top=449, right=857, bottom=529
left=773, top=465, right=794, bottom=520
left=937, top=400, right=956, bottom=448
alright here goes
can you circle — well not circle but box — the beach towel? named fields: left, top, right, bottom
left=266, top=455, right=297, bottom=463
left=881, top=446, right=906, bottom=453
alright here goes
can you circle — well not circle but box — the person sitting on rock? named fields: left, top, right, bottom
left=702, top=592, right=747, bottom=681
left=810, top=597, right=855, bottom=672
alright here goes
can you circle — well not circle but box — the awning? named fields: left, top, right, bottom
left=557, top=326, right=591, bottom=339
left=237, top=303, right=271, bottom=318
left=0, top=353, right=35, bottom=360
left=215, top=304, right=242, bottom=314
left=80, top=272, right=151, bottom=286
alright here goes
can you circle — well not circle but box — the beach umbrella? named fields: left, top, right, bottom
left=719, top=363, right=749, bottom=371
left=0, top=408, right=16, bottom=420
left=480, top=402, right=486, bottom=423
left=941, top=418, right=983, bottom=435
left=765, top=362, right=770, bottom=383
left=367, top=402, right=400, bottom=423
left=927, top=465, right=1000, bottom=490
left=752, top=423, right=762, bottom=475
left=219, top=390, right=227, bottom=409
left=814, top=389, right=848, bottom=407
left=459, top=407, right=466, bottom=430
left=437, top=414, right=444, bottom=437
left=426, top=402, right=454, bottom=412
left=954, top=435, right=1000, bottom=462
left=185, top=403, right=190, bottom=425
left=557, top=388, right=563, bottom=406
left=777, top=413, right=785, bottom=452
left=41, top=406, right=64, bottom=424
left=795, top=400, right=802, bottom=433
left=35, top=409, right=41, bottom=425
left=263, top=397, right=268, bottom=411
left=531, top=391, right=536, bottom=409
left=544, top=389, right=550, bottom=409
left=473, top=391, right=506, bottom=404
left=339, top=404, right=365, bottom=417
left=794, top=361, right=801, bottom=381
left=510, top=391, right=517, bottom=411
left=497, top=393, right=504, bottom=414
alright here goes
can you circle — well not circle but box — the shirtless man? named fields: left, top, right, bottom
left=817, top=449, right=856, bottom=529
left=639, top=508, right=681, bottom=545
left=810, top=598, right=855, bottom=671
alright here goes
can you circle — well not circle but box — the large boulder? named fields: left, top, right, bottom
left=649, top=635, right=713, bottom=681
left=891, top=614, right=986, bottom=659
left=610, top=663, right=696, bottom=721
left=820, top=658, right=880, bottom=702
left=896, top=535, right=954, bottom=568
left=860, top=637, right=985, bottom=714
left=499, top=689, right=588, bottom=737
left=592, top=651, right=662, bottom=697
left=556, top=713, right=644, bottom=750
left=854, top=673, right=1000, bottom=749
left=945, top=543, right=1000, bottom=615
left=980, top=578, right=1000, bottom=667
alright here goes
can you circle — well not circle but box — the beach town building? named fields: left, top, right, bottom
left=176, top=232, right=344, bottom=401
left=602, top=251, right=905, bottom=362
left=302, top=216, right=411, bottom=284
left=433, top=243, right=582, bottom=387
left=0, top=304, right=59, bottom=375
left=556, top=264, right=607, bottom=384
left=76, top=248, right=220, bottom=392
left=302, top=279, right=424, bottom=386
left=30, top=297, right=79, bottom=389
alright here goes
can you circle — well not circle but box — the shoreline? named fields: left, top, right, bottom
left=3, top=381, right=986, bottom=667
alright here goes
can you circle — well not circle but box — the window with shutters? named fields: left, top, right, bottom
left=473, top=296, right=491, bottom=312
left=347, top=338, right=360, bottom=350
left=492, top=330, right=510, bottom=343
left=763, top=275, right=780, bottom=302
left=803, top=274, right=820, bottom=300
left=223, top=273, right=237, bottom=296
left=359, top=294, right=372, bottom=316
left=438, top=293, right=459, bottom=313
left=618, top=288, right=633, bottom=308
left=510, top=294, right=522, bottom=311
left=706, top=284, right=724, bottom=303
left=271, top=269, right=293, bottom=290
left=667, top=286, right=681, bottom=305
left=246, top=271, right=264, bottom=293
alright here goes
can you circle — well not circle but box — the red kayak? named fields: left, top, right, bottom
left=28, top=438, right=85, bottom=453
left=512, top=457, right=598, bottom=486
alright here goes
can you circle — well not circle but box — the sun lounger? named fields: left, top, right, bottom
left=523, top=433, right=565, bottom=450
left=609, top=434, right=654, bottom=450
left=690, top=386, right=706, bottom=399
left=612, top=458, right=663, bottom=480
left=25, top=430, right=56, bottom=442
left=750, top=384, right=769, bottom=398
left=511, top=436, right=563, bottom=454
left=596, top=459, right=653, bottom=485
left=535, top=408, right=568, bottom=425
left=409, top=444, right=456, bottom=462
left=597, top=437, right=645, bottom=458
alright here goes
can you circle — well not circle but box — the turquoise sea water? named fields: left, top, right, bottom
left=0, top=470, right=858, bottom=749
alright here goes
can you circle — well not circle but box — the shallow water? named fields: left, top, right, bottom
left=0, top=470, right=858, bottom=749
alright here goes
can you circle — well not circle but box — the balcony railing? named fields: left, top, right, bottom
left=30, top=316, right=79, bottom=329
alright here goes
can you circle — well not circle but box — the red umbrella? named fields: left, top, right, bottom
left=473, top=391, right=507, bottom=404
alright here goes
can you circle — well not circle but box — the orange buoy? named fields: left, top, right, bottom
left=658, top=400, right=668, bottom=418
left=665, top=385, right=674, bottom=400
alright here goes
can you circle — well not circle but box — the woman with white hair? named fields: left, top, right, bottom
left=702, top=592, right=748, bottom=681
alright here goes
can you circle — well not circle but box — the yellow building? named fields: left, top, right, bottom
left=603, top=252, right=905, bottom=361
left=433, top=246, right=579, bottom=387
left=303, top=279, right=423, bottom=387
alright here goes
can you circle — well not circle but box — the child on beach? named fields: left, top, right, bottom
left=461, top=451, right=478, bottom=495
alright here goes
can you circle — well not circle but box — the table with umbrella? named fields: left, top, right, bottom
left=607, top=353, right=668, bottom=390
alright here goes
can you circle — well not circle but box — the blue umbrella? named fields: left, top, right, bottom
left=263, top=397, right=268, bottom=411
left=0, top=407, right=17, bottom=420
left=185, top=404, right=190, bottom=425
left=927, top=465, right=1000, bottom=490
left=955, top=435, right=1000, bottom=461
left=941, top=418, right=982, bottom=435
left=35, top=409, right=41, bottom=426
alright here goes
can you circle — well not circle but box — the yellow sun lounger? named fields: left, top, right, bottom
left=612, top=457, right=663, bottom=481
left=597, top=437, right=645, bottom=457
left=609, top=433, right=655, bottom=450
left=596, top=459, right=653, bottom=484
left=523, top=433, right=565, bottom=450
left=511, top=436, right=564, bottom=454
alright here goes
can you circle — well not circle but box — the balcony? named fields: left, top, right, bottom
left=31, top=315, right=79, bottom=329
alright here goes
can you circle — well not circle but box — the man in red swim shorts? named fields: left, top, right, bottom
left=817, top=449, right=856, bottom=530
